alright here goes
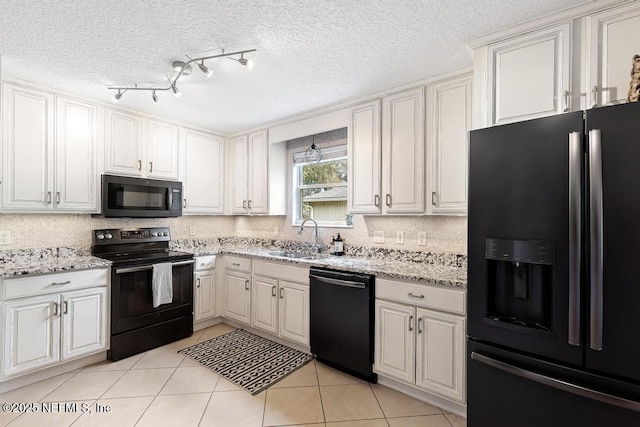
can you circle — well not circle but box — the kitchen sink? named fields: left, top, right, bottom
left=267, top=250, right=331, bottom=260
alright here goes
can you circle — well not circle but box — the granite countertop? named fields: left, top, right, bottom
left=0, top=240, right=467, bottom=288
left=0, top=256, right=112, bottom=278
left=184, top=246, right=467, bottom=288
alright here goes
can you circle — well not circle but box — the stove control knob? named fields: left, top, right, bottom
left=151, top=232, right=158, bottom=237
left=96, top=233, right=105, bottom=240
left=163, top=232, right=168, bottom=236
left=105, top=233, right=113, bottom=240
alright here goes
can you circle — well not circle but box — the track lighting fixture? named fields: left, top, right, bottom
left=111, top=89, right=125, bottom=103
left=108, top=48, right=255, bottom=103
left=229, top=52, right=254, bottom=69
left=186, top=55, right=213, bottom=78
left=166, top=75, right=181, bottom=98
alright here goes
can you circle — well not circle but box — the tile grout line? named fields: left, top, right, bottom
left=197, top=391, right=215, bottom=427
left=313, top=360, right=328, bottom=425
left=367, top=382, right=391, bottom=426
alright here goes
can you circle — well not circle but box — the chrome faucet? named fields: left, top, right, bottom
left=298, top=218, right=325, bottom=253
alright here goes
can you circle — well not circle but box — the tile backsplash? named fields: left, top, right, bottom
left=0, top=213, right=467, bottom=254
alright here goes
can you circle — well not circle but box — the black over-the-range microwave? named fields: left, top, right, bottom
left=101, top=174, right=182, bottom=218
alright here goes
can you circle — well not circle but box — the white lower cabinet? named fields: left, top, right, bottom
left=374, top=278, right=466, bottom=404
left=251, top=261, right=310, bottom=346
left=194, top=255, right=217, bottom=323
left=223, top=271, right=252, bottom=325
left=1, top=269, right=109, bottom=379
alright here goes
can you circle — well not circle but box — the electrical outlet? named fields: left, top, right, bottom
left=396, top=231, right=405, bottom=244
left=189, top=226, right=196, bottom=236
left=418, top=232, right=427, bottom=246
left=273, top=227, right=280, bottom=237
left=0, top=230, right=11, bottom=245
left=373, top=230, right=385, bottom=244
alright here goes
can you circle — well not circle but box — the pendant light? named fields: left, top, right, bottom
left=304, top=135, right=321, bottom=163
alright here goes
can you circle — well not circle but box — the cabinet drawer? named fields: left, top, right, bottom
left=253, top=260, right=309, bottom=284
left=376, top=277, right=465, bottom=315
left=195, top=255, right=216, bottom=271
left=2, top=268, right=109, bottom=301
left=224, top=256, right=251, bottom=273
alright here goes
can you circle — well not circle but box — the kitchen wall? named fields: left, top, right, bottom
left=0, top=214, right=235, bottom=249
left=0, top=126, right=467, bottom=254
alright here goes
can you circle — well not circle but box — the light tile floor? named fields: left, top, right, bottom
left=0, top=324, right=467, bottom=427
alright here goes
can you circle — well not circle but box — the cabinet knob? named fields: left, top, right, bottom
left=183, top=198, right=187, bottom=208
left=418, top=317, right=423, bottom=334
left=409, top=315, right=414, bottom=332
left=592, top=86, right=599, bottom=108
left=563, top=90, right=570, bottom=112
left=196, top=278, right=201, bottom=288
left=374, top=194, right=380, bottom=207
left=385, top=194, right=392, bottom=207
left=138, top=160, right=142, bottom=171
left=149, top=161, right=153, bottom=173
left=272, top=285, right=276, bottom=297
left=244, top=280, right=250, bottom=290
left=56, top=191, right=60, bottom=204
left=431, top=192, right=438, bottom=206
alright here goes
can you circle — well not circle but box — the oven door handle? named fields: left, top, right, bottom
left=115, top=259, right=194, bottom=274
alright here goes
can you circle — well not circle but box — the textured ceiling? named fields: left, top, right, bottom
left=0, top=0, right=588, bottom=134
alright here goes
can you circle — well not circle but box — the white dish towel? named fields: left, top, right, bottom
left=152, top=262, right=173, bottom=308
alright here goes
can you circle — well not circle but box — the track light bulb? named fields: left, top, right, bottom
left=198, top=61, right=213, bottom=78
left=112, top=90, right=123, bottom=102
left=239, top=54, right=254, bottom=69
left=152, top=90, right=159, bottom=104
left=166, top=75, right=181, bottom=98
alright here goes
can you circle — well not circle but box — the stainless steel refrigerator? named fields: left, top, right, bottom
left=467, top=101, right=640, bottom=426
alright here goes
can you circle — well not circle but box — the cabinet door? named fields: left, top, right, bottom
left=230, top=135, right=249, bottom=214
left=223, top=271, right=251, bottom=324
left=183, top=128, right=224, bottom=214
left=348, top=100, right=382, bottom=214
left=487, top=23, right=572, bottom=124
left=252, top=275, right=278, bottom=334
left=247, top=130, right=269, bottom=214
left=147, top=119, right=179, bottom=180
left=415, top=308, right=465, bottom=403
left=3, top=295, right=60, bottom=377
left=374, top=300, right=415, bottom=384
left=427, top=75, right=472, bottom=215
left=589, top=4, right=640, bottom=106
left=195, top=270, right=216, bottom=322
left=383, top=88, right=425, bottom=214
left=2, top=84, right=54, bottom=210
left=105, top=109, right=143, bottom=176
left=279, top=281, right=309, bottom=345
left=61, top=288, right=108, bottom=360
left=55, top=96, right=99, bottom=212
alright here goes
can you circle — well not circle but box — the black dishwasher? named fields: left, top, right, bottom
left=309, top=267, right=376, bottom=382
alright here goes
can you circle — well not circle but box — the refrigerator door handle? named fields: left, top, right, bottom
left=588, top=129, right=604, bottom=351
left=568, top=131, right=581, bottom=346
left=471, top=352, right=640, bottom=413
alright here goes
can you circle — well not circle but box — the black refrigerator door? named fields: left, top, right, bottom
left=585, top=101, right=640, bottom=382
left=468, top=111, right=584, bottom=366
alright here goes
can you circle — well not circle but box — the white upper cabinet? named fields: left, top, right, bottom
left=383, top=87, right=425, bottom=214
left=588, top=3, right=640, bottom=107
left=147, top=119, right=179, bottom=179
left=348, top=100, right=382, bottom=214
left=349, top=88, right=425, bottom=216
left=105, top=109, right=143, bottom=176
left=181, top=128, right=225, bottom=214
left=1, top=83, right=100, bottom=213
left=105, top=109, right=179, bottom=180
left=427, top=74, right=472, bottom=215
left=231, top=129, right=269, bottom=215
left=55, top=97, right=100, bottom=211
left=487, top=22, right=572, bottom=125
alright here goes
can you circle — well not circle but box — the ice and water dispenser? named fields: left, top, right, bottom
left=484, top=238, right=555, bottom=335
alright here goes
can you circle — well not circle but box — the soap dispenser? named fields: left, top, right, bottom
left=334, top=233, right=344, bottom=256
